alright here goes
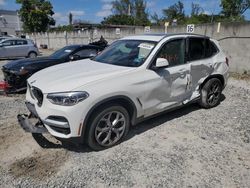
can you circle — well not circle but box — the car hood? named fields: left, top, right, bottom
left=28, top=59, right=134, bottom=93
left=3, top=57, right=58, bottom=71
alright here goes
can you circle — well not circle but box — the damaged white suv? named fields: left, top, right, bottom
left=18, top=34, right=229, bottom=150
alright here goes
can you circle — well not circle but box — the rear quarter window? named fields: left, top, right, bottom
left=205, top=40, right=218, bottom=58
left=188, top=38, right=219, bottom=61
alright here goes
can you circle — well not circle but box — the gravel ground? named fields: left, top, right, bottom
left=0, top=59, right=250, bottom=187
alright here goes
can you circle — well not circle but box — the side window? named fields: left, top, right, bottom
left=2, top=40, right=15, bottom=46
left=188, top=38, right=205, bottom=61
left=74, top=49, right=97, bottom=58
left=156, top=39, right=185, bottom=67
left=16, top=40, right=28, bottom=45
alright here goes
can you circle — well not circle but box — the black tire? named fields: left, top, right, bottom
left=28, top=52, right=37, bottom=58
left=87, top=105, right=130, bottom=151
left=199, top=78, right=223, bottom=109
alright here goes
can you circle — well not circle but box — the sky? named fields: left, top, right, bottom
left=0, top=0, right=250, bottom=25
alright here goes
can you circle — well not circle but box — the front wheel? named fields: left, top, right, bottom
left=199, top=78, right=223, bottom=109
left=87, top=105, right=130, bottom=151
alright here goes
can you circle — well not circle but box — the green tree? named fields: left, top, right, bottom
left=112, top=0, right=132, bottom=15
left=16, top=0, right=55, bottom=32
left=134, top=0, right=150, bottom=25
left=151, top=12, right=163, bottom=25
left=191, top=3, right=203, bottom=16
left=103, top=0, right=150, bottom=25
left=220, top=0, right=250, bottom=20
left=187, top=3, right=209, bottom=24
left=101, top=14, right=135, bottom=25
left=162, top=1, right=185, bottom=25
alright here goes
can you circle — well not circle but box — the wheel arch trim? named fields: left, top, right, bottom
left=200, top=74, right=225, bottom=90
left=81, top=95, right=138, bottom=138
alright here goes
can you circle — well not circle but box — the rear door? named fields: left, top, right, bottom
left=14, top=40, right=29, bottom=57
left=187, top=37, right=217, bottom=93
left=142, top=38, right=192, bottom=116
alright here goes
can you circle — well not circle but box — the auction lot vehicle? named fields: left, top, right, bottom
left=18, top=34, right=229, bottom=150
left=0, top=37, right=12, bottom=42
left=1, top=44, right=105, bottom=93
left=0, top=38, right=39, bottom=59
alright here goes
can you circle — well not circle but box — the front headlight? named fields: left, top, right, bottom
left=47, top=91, right=89, bottom=106
left=19, top=66, right=29, bottom=75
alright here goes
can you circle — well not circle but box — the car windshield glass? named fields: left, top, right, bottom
left=50, top=46, right=78, bottom=59
left=0, top=38, right=7, bottom=42
left=93, top=40, right=156, bottom=67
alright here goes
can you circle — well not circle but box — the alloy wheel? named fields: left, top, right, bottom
left=95, top=111, right=126, bottom=147
left=207, top=81, right=221, bottom=106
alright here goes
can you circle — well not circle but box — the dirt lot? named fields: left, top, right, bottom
left=0, top=59, right=250, bottom=187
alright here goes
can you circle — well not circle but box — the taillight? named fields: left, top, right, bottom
left=0, top=80, right=10, bottom=91
left=225, top=57, right=229, bottom=67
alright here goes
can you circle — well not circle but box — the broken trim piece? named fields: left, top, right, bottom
left=17, top=114, right=48, bottom=134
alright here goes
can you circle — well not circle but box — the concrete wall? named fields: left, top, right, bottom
left=29, top=22, right=250, bottom=73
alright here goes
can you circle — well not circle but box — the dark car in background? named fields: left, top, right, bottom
left=1, top=44, right=106, bottom=93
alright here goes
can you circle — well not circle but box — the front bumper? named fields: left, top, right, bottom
left=2, top=67, right=27, bottom=93
left=17, top=102, right=48, bottom=134
left=17, top=114, right=48, bottom=133
left=24, top=84, right=90, bottom=138
left=17, top=101, right=84, bottom=144
left=18, top=101, right=73, bottom=136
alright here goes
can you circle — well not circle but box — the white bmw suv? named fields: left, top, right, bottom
left=18, top=34, right=229, bottom=150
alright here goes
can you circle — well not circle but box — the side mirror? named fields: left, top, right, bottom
left=154, top=58, right=169, bottom=69
left=69, top=54, right=80, bottom=61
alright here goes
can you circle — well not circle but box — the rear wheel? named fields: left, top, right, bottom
left=87, top=105, right=130, bottom=151
left=199, top=78, right=223, bottom=108
left=28, top=52, right=37, bottom=58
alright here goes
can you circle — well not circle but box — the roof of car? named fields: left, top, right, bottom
left=121, top=33, right=208, bottom=42
left=66, top=44, right=103, bottom=49
left=0, top=38, right=29, bottom=41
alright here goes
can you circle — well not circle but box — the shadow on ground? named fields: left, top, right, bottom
left=31, top=95, right=226, bottom=152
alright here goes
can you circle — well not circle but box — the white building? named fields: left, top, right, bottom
left=0, top=9, right=22, bottom=36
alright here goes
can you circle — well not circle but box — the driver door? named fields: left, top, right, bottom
left=0, top=40, right=16, bottom=58
left=142, top=38, right=192, bottom=117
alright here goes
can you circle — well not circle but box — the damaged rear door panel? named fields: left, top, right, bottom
left=187, top=37, right=225, bottom=101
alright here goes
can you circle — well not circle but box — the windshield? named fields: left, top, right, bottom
left=50, top=46, right=78, bottom=59
left=93, top=40, right=156, bottom=67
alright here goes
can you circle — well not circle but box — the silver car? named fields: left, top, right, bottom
left=0, top=38, right=39, bottom=59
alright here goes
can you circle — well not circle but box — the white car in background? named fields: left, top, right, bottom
left=18, top=33, right=229, bottom=150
